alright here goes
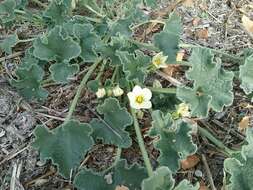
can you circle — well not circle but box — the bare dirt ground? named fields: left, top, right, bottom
left=0, top=0, right=253, bottom=189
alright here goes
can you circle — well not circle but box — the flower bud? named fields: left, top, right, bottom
left=177, top=103, right=190, bottom=117
left=112, top=85, right=124, bottom=97
left=96, top=88, right=106, bottom=98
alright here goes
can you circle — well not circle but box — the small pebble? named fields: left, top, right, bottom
left=194, top=169, right=203, bottom=177
left=0, top=128, right=6, bottom=138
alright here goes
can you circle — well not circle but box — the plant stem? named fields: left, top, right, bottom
left=85, top=5, right=105, bottom=18
left=114, top=148, right=122, bottom=164
left=129, top=39, right=159, bottom=51
left=65, top=59, right=102, bottom=122
left=198, top=126, right=235, bottom=156
left=18, top=38, right=36, bottom=43
left=148, top=87, right=177, bottom=94
left=131, top=20, right=165, bottom=30
left=131, top=108, right=153, bottom=177
left=111, top=66, right=119, bottom=83
left=95, top=59, right=107, bottom=80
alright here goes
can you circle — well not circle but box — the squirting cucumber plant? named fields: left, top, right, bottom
left=0, top=0, right=253, bottom=189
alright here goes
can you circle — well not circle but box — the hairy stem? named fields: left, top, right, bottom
left=148, top=87, right=177, bottom=94
left=131, top=20, right=165, bottom=30
left=198, top=126, right=235, bottom=156
left=131, top=108, right=153, bottom=177
left=65, top=59, right=102, bottom=122
left=85, top=5, right=105, bottom=18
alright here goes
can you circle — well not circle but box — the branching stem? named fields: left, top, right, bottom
left=131, top=108, right=153, bottom=177
left=148, top=87, right=177, bottom=94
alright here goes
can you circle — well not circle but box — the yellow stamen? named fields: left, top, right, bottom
left=135, top=95, right=144, bottom=104
left=154, top=58, right=162, bottom=66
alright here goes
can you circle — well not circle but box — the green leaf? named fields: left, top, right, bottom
left=110, top=17, right=132, bottom=37
left=43, top=0, right=71, bottom=25
left=0, top=0, right=16, bottom=24
left=32, top=120, right=94, bottom=178
left=144, top=0, right=157, bottom=8
left=49, top=61, right=79, bottom=83
left=33, top=26, right=81, bottom=62
left=142, top=167, right=175, bottom=190
left=73, top=23, right=101, bottom=62
left=11, top=64, right=48, bottom=100
left=90, top=98, right=133, bottom=148
left=74, top=159, right=147, bottom=190
left=116, top=50, right=151, bottom=83
left=153, top=12, right=182, bottom=63
left=87, top=79, right=100, bottom=92
left=142, top=167, right=199, bottom=190
left=149, top=110, right=197, bottom=173
left=177, top=48, right=234, bottom=118
left=0, top=33, right=18, bottom=54
left=224, top=129, right=253, bottom=190
left=239, top=55, right=253, bottom=101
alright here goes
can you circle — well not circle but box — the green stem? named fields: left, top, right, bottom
left=18, top=38, right=36, bottom=43
left=95, top=59, right=107, bottom=80
left=131, top=108, right=153, bottom=177
left=198, top=126, right=235, bottom=156
left=129, top=39, right=159, bottom=51
left=114, top=148, right=122, bottom=164
left=65, top=59, right=102, bottom=122
left=131, top=20, right=165, bottom=30
left=85, top=5, right=105, bottom=18
left=111, top=66, right=119, bottom=83
left=148, top=87, right=177, bottom=94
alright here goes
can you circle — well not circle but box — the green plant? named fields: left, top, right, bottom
left=1, top=0, right=253, bottom=189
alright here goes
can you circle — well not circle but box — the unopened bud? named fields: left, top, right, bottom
left=112, top=85, right=124, bottom=97
left=96, top=88, right=106, bottom=98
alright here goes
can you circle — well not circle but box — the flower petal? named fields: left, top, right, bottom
left=132, top=85, right=142, bottom=94
left=130, top=101, right=142, bottom=109
left=142, top=88, right=152, bottom=100
left=140, top=101, right=152, bottom=109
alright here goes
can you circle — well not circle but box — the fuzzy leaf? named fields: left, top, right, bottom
left=153, top=12, right=182, bottom=63
left=73, top=23, right=101, bottom=62
left=149, top=110, right=197, bottom=173
left=32, top=120, right=94, bottom=178
left=74, top=159, right=147, bottom=190
left=0, top=0, right=16, bottom=24
left=43, top=0, right=70, bottom=25
left=144, top=0, right=157, bottom=8
left=0, top=33, right=18, bottom=54
left=33, top=26, right=81, bottom=62
left=90, top=98, right=133, bottom=148
left=49, top=61, right=79, bottom=83
left=177, top=48, right=234, bottom=118
left=239, top=55, right=253, bottom=101
left=116, top=50, right=151, bottom=83
left=110, top=18, right=132, bottom=37
left=142, top=167, right=199, bottom=190
left=11, top=64, right=48, bottom=100
left=142, top=167, right=175, bottom=190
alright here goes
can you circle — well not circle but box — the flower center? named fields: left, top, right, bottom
left=154, top=58, right=162, bottom=66
left=135, top=95, right=144, bottom=104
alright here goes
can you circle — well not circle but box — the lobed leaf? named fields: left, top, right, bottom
left=239, top=55, right=253, bottom=101
left=149, top=110, right=197, bottom=173
left=73, top=23, right=101, bottom=62
left=153, top=12, right=182, bottom=63
left=49, top=61, right=79, bottom=83
left=90, top=98, right=133, bottom=148
left=74, top=159, right=147, bottom=190
left=177, top=48, right=234, bottom=118
left=116, top=50, right=151, bottom=83
left=141, top=167, right=199, bottom=190
left=11, top=64, right=48, bottom=100
left=32, top=120, right=94, bottom=178
left=0, top=33, right=18, bottom=54
left=33, top=26, right=81, bottom=62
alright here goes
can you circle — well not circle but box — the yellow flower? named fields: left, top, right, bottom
left=96, top=88, right=106, bottom=98
left=112, top=85, right=124, bottom=97
left=177, top=103, right=190, bottom=117
left=127, top=85, right=152, bottom=109
left=152, top=52, right=168, bottom=68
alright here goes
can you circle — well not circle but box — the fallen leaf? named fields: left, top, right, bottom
left=181, top=154, right=200, bottom=170
left=115, top=185, right=129, bottom=190
left=238, top=116, right=250, bottom=131
left=196, top=28, right=209, bottom=39
left=242, top=15, right=253, bottom=33
left=182, top=0, right=194, bottom=7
